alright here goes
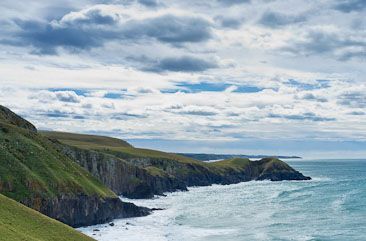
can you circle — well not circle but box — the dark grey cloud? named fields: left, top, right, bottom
left=13, top=19, right=110, bottom=54
left=111, top=112, right=147, bottom=119
left=45, top=112, right=69, bottom=118
left=138, top=0, right=160, bottom=7
left=338, top=91, right=366, bottom=108
left=9, top=12, right=212, bottom=54
left=268, top=112, right=335, bottom=122
left=180, top=110, right=217, bottom=116
left=41, top=109, right=79, bottom=118
left=145, top=56, right=218, bottom=72
left=259, top=11, right=306, bottom=28
left=125, top=14, right=212, bottom=44
left=334, top=0, right=366, bottom=13
left=348, top=111, right=365, bottom=115
left=299, top=93, right=328, bottom=102
left=282, top=30, right=366, bottom=61
left=217, top=0, right=251, bottom=6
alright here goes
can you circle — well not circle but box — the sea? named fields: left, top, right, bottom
left=79, top=159, right=366, bottom=241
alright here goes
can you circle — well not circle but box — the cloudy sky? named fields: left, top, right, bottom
left=0, top=0, right=365, bottom=158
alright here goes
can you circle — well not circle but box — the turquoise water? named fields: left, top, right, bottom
left=80, top=160, right=366, bottom=241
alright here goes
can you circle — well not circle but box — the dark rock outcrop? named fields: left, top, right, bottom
left=22, top=195, right=150, bottom=228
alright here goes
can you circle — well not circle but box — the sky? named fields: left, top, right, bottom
left=0, top=0, right=365, bottom=158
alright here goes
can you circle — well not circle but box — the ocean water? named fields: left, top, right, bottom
left=79, top=160, right=366, bottom=241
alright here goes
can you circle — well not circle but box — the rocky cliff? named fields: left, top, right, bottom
left=45, top=133, right=310, bottom=200
left=0, top=105, right=149, bottom=228
left=54, top=142, right=187, bottom=199
left=21, top=195, right=149, bottom=228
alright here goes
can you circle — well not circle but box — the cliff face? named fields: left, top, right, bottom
left=56, top=143, right=187, bottom=199
left=51, top=139, right=310, bottom=200
left=21, top=195, right=149, bottom=228
left=122, top=156, right=310, bottom=188
left=0, top=106, right=150, bottom=228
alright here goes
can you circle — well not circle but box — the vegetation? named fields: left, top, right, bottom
left=40, top=131, right=271, bottom=177
left=41, top=130, right=132, bottom=149
left=0, top=120, right=116, bottom=202
left=0, top=106, right=36, bottom=132
left=211, top=158, right=251, bottom=170
left=0, top=194, right=94, bottom=241
left=41, top=131, right=204, bottom=165
left=40, top=131, right=291, bottom=175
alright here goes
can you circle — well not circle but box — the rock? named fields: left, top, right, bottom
left=93, top=229, right=100, bottom=232
left=21, top=195, right=150, bottom=228
left=109, top=222, right=115, bottom=227
left=58, top=145, right=187, bottom=199
left=59, top=144, right=310, bottom=202
left=151, top=208, right=164, bottom=211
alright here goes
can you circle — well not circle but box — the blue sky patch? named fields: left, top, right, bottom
left=48, top=88, right=89, bottom=96
left=167, top=82, right=264, bottom=93
left=104, top=92, right=124, bottom=99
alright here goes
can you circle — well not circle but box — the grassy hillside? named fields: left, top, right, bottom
left=0, top=194, right=94, bottom=241
left=0, top=105, right=151, bottom=228
left=40, top=125, right=309, bottom=201
left=0, top=122, right=115, bottom=202
left=41, top=131, right=201, bottom=164
left=42, top=131, right=132, bottom=149
left=0, top=106, right=36, bottom=132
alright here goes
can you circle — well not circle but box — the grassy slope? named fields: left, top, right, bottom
left=0, top=106, right=36, bottom=132
left=0, top=122, right=116, bottom=202
left=41, top=131, right=132, bottom=149
left=0, top=194, right=94, bottom=241
left=40, top=131, right=201, bottom=164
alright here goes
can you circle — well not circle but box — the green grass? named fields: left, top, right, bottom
left=210, top=158, right=251, bottom=170
left=0, top=194, right=94, bottom=241
left=41, top=131, right=132, bottom=149
left=144, top=166, right=169, bottom=177
left=259, top=157, right=294, bottom=173
left=0, top=122, right=116, bottom=202
left=41, top=131, right=201, bottom=164
left=0, top=105, right=36, bottom=132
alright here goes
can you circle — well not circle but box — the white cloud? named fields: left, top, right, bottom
left=0, top=0, right=365, bottom=155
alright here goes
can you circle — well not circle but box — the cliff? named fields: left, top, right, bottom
left=43, top=132, right=310, bottom=200
left=0, top=105, right=149, bottom=228
left=55, top=143, right=187, bottom=199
